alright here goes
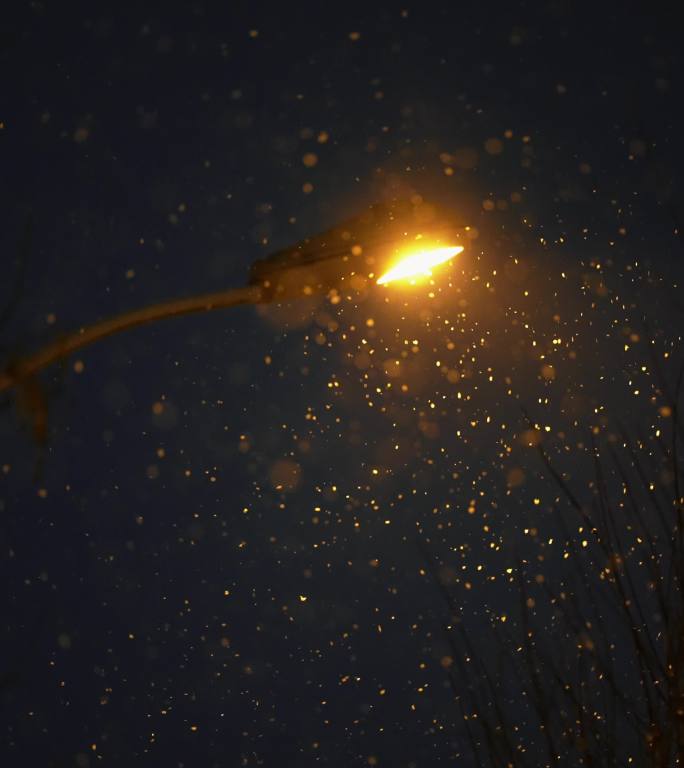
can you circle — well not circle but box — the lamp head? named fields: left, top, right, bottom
left=249, top=197, right=466, bottom=301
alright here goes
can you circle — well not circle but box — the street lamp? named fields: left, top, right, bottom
left=0, top=197, right=465, bottom=395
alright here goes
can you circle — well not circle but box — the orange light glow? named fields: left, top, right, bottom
left=376, top=246, right=463, bottom=286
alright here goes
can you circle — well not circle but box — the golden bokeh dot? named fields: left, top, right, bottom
left=73, top=127, right=90, bottom=143
left=506, top=467, right=526, bottom=488
left=520, top=429, right=541, bottom=447
left=484, top=137, right=504, bottom=155
left=269, top=459, right=302, bottom=492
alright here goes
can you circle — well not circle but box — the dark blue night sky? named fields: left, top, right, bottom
left=2, top=2, right=683, bottom=766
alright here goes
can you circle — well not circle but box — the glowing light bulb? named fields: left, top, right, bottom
left=377, top=246, right=463, bottom=286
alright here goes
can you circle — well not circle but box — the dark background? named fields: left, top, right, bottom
left=1, top=2, right=682, bottom=766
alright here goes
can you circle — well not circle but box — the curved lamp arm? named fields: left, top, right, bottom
left=0, top=284, right=263, bottom=393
